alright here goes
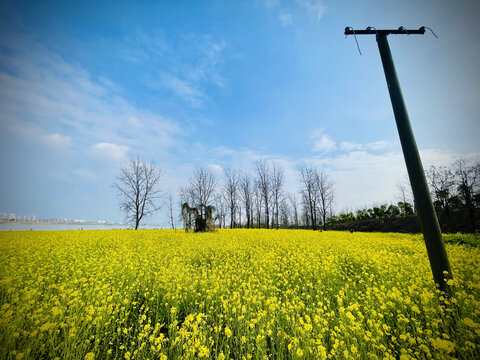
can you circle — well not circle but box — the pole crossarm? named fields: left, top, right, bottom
left=344, top=26, right=426, bottom=36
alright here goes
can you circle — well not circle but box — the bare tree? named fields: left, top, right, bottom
left=166, top=189, right=176, bottom=230
left=298, top=165, right=318, bottom=230
left=180, top=167, right=218, bottom=231
left=298, top=165, right=334, bottom=231
left=239, top=174, right=254, bottom=228
left=316, top=170, right=334, bottom=231
left=426, top=165, right=456, bottom=231
left=114, top=156, right=162, bottom=230
left=237, top=205, right=242, bottom=227
left=223, top=167, right=240, bottom=229
left=254, top=183, right=263, bottom=228
left=213, top=193, right=227, bottom=228
left=301, top=192, right=311, bottom=228
left=287, top=192, right=299, bottom=228
left=188, top=168, right=218, bottom=218
left=255, top=160, right=271, bottom=229
left=396, top=176, right=414, bottom=216
left=279, top=198, right=290, bottom=228
left=455, top=158, right=479, bottom=231
left=271, top=162, right=284, bottom=230
left=397, top=177, right=413, bottom=203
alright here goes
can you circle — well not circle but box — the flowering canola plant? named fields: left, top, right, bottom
left=0, top=229, right=479, bottom=359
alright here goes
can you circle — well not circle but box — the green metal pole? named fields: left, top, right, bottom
left=376, top=34, right=453, bottom=294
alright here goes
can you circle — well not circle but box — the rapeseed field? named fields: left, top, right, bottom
left=0, top=230, right=479, bottom=359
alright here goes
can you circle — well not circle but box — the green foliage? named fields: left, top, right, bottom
left=442, top=233, right=480, bottom=247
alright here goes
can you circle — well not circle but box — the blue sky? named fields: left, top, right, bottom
left=1, top=0, right=479, bottom=224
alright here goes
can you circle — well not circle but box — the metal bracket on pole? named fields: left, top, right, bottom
left=344, top=26, right=453, bottom=295
left=345, top=26, right=426, bottom=36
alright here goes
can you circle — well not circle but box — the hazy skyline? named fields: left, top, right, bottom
left=1, top=0, right=479, bottom=226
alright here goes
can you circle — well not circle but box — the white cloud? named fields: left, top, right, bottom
left=0, top=34, right=183, bottom=157
left=130, top=31, right=226, bottom=107
left=340, top=141, right=363, bottom=151
left=199, top=144, right=478, bottom=215
left=40, top=133, right=72, bottom=147
left=311, top=129, right=336, bottom=153
left=208, top=164, right=223, bottom=175
left=2, top=122, right=72, bottom=149
left=296, top=0, right=325, bottom=21
left=127, top=117, right=142, bottom=128
left=305, top=148, right=473, bottom=210
left=159, top=73, right=205, bottom=107
left=164, top=141, right=480, bottom=219
left=366, top=140, right=388, bottom=151
left=339, top=140, right=390, bottom=152
left=278, top=12, right=293, bottom=26
left=313, top=135, right=336, bottom=153
left=159, top=140, right=480, bottom=222
left=90, top=142, right=129, bottom=163
left=264, top=0, right=279, bottom=8
left=125, top=30, right=171, bottom=61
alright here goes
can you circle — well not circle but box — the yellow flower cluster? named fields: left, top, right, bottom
left=0, top=229, right=479, bottom=359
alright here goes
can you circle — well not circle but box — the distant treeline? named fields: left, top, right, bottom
left=328, top=159, right=480, bottom=233
left=327, top=209, right=480, bottom=234
left=178, top=161, right=335, bottom=232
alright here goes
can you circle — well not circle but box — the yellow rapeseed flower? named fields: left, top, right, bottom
left=0, top=229, right=479, bottom=359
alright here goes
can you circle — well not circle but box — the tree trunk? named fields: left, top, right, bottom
left=265, top=204, right=269, bottom=229
left=310, top=201, right=316, bottom=230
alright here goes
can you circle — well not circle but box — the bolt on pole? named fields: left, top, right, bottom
left=344, top=27, right=453, bottom=295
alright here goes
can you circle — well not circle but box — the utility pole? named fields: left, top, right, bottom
left=344, top=27, right=453, bottom=294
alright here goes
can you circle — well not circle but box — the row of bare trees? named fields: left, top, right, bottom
left=172, top=160, right=334, bottom=231
left=114, top=156, right=335, bottom=231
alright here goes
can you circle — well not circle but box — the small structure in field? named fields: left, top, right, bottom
left=181, top=203, right=216, bottom=232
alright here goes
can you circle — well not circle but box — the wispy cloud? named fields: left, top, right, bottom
left=366, top=141, right=388, bottom=151
left=264, top=0, right=279, bottom=8
left=40, top=133, right=72, bottom=148
left=296, top=0, right=325, bottom=21
left=278, top=12, right=293, bottom=26
left=1, top=120, right=72, bottom=149
left=263, top=0, right=325, bottom=27
left=339, top=140, right=389, bottom=152
left=124, top=30, right=226, bottom=107
left=0, top=33, right=183, bottom=159
left=147, top=73, right=205, bottom=108
left=340, top=141, right=362, bottom=151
